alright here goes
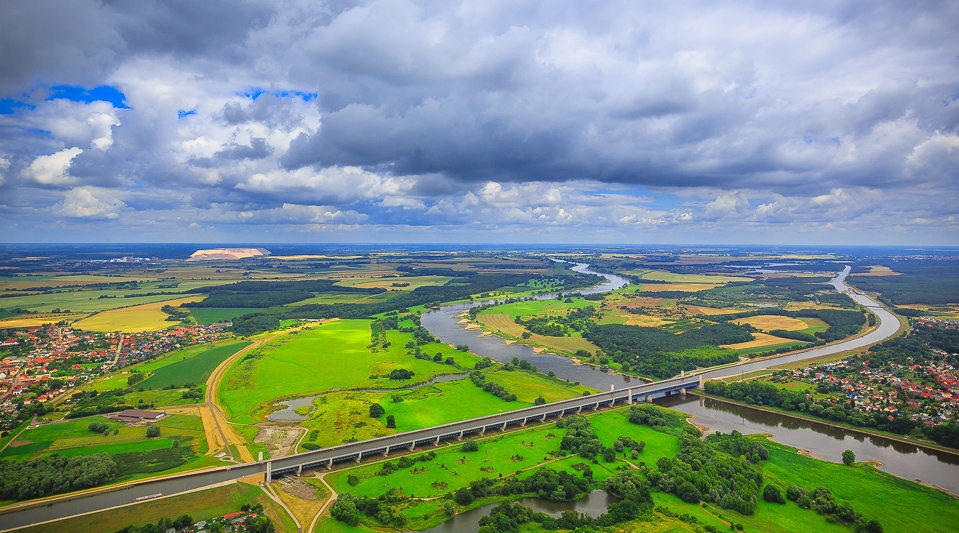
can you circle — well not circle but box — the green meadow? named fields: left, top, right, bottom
left=139, top=339, right=250, bottom=389
left=219, top=320, right=482, bottom=424
left=188, top=307, right=261, bottom=324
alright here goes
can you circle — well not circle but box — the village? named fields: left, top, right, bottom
left=778, top=321, right=959, bottom=428
left=0, top=322, right=228, bottom=430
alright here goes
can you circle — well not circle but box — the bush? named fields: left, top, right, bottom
left=786, top=485, right=806, bottom=501
left=763, top=484, right=786, bottom=504
left=842, top=449, right=856, bottom=466
left=146, top=425, right=160, bottom=438
left=454, top=487, right=474, bottom=505
left=369, top=403, right=385, bottom=418
left=462, top=440, right=479, bottom=452
left=386, top=415, right=396, bottom=428
left=88, top=422, right=109, bottom=434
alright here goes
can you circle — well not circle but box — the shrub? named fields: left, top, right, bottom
left=786, top=485, right=806, bottom=501
left=386, top=415, right=396, bottom=428
left=146, top=425, right=160, bottom=438
left=462, top=440, right=479, bottom=452
left=842, top=449, right=856, bottom=466
left=88, top=422, right=109, bottom=434
left=763, top=484, right=786, bottom=504
left=369, top=403, right=385, bottom=418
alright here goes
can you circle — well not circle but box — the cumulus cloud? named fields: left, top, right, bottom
left=57, top=187, right=126, bottom=218
left=23, top=147, right=83, bottom=186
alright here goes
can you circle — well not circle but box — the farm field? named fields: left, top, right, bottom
left=0, top=290, right=195, bottom=314
left=73, top=296, right=204, bottom=332
left=639, top=282, right=723, bottom=292
left=634, top=271, right=753, bottom=284
left=139, top=339, right=251, bottom=389
left=722, top=332, right=802, bottom=350
left=0, top=414, right=205, bottom=462
left=219, top=320, right=481, bottom=425
left=16, top=481, right=296, bottom=533
left=0, top=312, right=89, bottom=328
left=732, top=315, right=808, bottom=331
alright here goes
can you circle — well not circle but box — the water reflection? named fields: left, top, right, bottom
left=423, top=490, right=618, bottom=533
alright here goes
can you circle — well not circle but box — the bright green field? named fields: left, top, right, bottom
left=219, top=320, right=480, bottom=424
left=477, top=297, right=594, bottom=320
left=139, top=340, right=250, bottom=389
left=0, top=290, right=193, bottom=313
left=87, top=339, right=248, bottom=392
left=481, top=369, right=594, bottom=403
left=188, top=307, right=261, bottom=324
left=0, top=415, right=206, bottom=461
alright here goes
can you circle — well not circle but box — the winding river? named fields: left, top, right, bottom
left=420, top=263, right=959, bottom=496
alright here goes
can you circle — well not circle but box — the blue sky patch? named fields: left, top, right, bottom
left=178, top=109, right=197, bottom=118
left=47, top=85, right=129, bottom=108
left=0, top=98, right=36, bottom=114
left=241, top=88, right=317, bottom=102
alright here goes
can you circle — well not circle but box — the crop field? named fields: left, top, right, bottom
left=0, top=312, right=89, bottom=327
left=188, top=307, right=261, bottom=324
left=330, top=274, right=453, bottom=290
left=732, top=315, right=809, bottom=331
left=18, top=481, right=296, bottom=533
left=0, top=290, right=196, bottom=314
left=635, top=271, right=753, bottom=284
left=139, top=339, right=251, bottom=389
left=87, top=340, right=247, bottom=392
left=476, top=313, right=600, bottom=355
left=639, top=282, right=723, bottom=292
left=686, top=305, right=748, bottom=315
left=0, top=414, right=206, bottom=462
left=73, top=295, right=204, bottom=332
left=219, top=320, right=480, bottom=425
left=721, top=332, right=803, bottom=349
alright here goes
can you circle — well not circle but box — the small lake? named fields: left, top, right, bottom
left=423, top=490, right=618, bottom=533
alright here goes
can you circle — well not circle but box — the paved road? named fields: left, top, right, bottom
left=0, top=266, right=900, bottom=531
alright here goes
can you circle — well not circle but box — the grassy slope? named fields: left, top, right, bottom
left=189, top=307, right=261, bottom=324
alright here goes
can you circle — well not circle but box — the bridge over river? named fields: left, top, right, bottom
left=0, top=265, right=901, bottom=531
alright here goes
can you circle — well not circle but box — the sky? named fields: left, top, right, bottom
left=0, top=1, right=957, bottom=245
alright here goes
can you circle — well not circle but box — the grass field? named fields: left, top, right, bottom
left=219, top=320, right=480, bottom=425
left=481, top=369, right=593, bottom=403
left=18, top=481, right=297, bottom=533
left=0, top=290, right=197, bottom=314
left=73, top=296, right=204, bottom=332
left=139, top=340, right=251, bottom=389
left=476, top=313, right=600, bottom=356
left=189, top=307, right=261, bottom=324
left=686, top=305, right=748, bottom=316
left=477, top=298, right=594, bottom=319
left=0, top=414, right=206, bottom=462
left=635, top=271, right=753, bottom=284
left=639, top=283, right=723, bottom=292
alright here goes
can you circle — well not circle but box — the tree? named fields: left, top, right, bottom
left=454, top=487, right=474, bottom=505
left=842, top=449, right=856, bottom=466
left=462, top=440, right=479, bottom=452
left=88, top=422, right=109, bottom=434
left=146, top=425, right=160, bottom=438
left=534, top=396, right=546, bottom=405
left=331, top=499, right=360, bottom=526
left=763, top=484, right=786, bottom=504
left=369, top=403, right=385, bottom=418
left=386, top=415, right=396, bottom=428
left=173, top=515, right=193, bottom=529
left=443, top=501, right=455, bottom=516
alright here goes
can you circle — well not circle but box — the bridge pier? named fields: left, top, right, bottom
left=501, top=422, right=507, bottom=432
left=297, top=464, right=302, bottom=476
left=593, top=402, right=599, bottom=410
left=457, top=431, right=463, bottom=441
left=356, top=451, right=363, bottom=463
left=628, top=393, right=633, bottom=405
left=576, top=405, right=582, bottom=414
left=383, top=447, right=389, bottom=457
left=540, top=413, right=547, bottom=422
left=645, top=395, right=652, bottom=403
left=480, top=427, right=486, bottom=436
left=409, top=441, right=415, bottom=450
left=680, top=388, right=686, bottom=396
left=521, top=417, right=527, bottom=427
left=434, top=436, right=440, bottom=447
left=266, top=461, right=272, bottom=481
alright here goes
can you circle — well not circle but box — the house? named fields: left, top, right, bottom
left=114, top=409, right=166, bottom=422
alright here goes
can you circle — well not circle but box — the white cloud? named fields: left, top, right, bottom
left=0, top=155, right=9, bottom=186
left=57, top=187, right=126, bottom=218
left=23, top=147, right=83, bottom=186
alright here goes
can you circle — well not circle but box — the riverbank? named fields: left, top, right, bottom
left=689, top=391, right=959, bottom=460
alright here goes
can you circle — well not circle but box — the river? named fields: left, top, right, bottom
left=420, top=263, right=959, bottom=497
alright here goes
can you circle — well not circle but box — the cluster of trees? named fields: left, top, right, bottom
left=470, top=372, right=517, bottom=402
left=644, top=432, right=765, bottom=515
left=585, top=323, right=749, bottom=378
left=378, top=451, right=436, bottom=476
left=331, top=489, right=409, bottom=528
left=159, top=304, right=190, bottom=322
left=186, top=279, right=386, bottom=308
left=112, top=514, right=195, bottom=533
left=0, top=454, right=118, bottom=500
left=513, top=305, right=596, bottom=337
left=707, top=308, right=866, bottom=344
left=559, top=415, right=619, bottom=462
left=785, top=485, right=884, bottom=533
